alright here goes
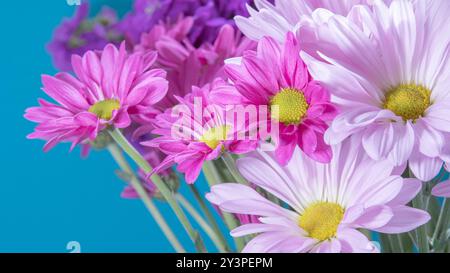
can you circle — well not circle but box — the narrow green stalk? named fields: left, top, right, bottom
left=396, top=235, right=405, bottom=253
left=407, top=232, right=418, bottom=249
left=412, top=190, right=430, bottom=253
left=202, top=160, right=222, bottom=185
left=202, top=161, right=245, bottom=252
left=431, top=199, right=447, bottom=245
left=222, top=153, right=248, bottom=185
left=108, top=128, right=206, bottom=252
left=379, top=234, right=392, bottom=253
left=176, top=194, right=227, bottom=253
left=189, top=184, right=230, bottom=252
left=434, top=200, right=450, bottom=252
left=107, top=144, right=185, bottom=253
left=408, top=169, right=430, bottom=253
left=383, top=234, right=403, bottom=253
left=360, top=229, right=372, bottom=241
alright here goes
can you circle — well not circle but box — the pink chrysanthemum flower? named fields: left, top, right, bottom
left=235, top=0, right=385, bottom=42
left=217, top=33, right=337, bottom=165
left=134, top=19, right=255, bottom=111
left=207, top=139, right=430, bottom=253
left=299, top=0, right=450, bottom=181
left=25, top=42, right=168, bottom=151
left=143, top=79, right=258, bottom=183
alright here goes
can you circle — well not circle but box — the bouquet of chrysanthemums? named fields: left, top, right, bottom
left=24, top=0, right=450, bottom=253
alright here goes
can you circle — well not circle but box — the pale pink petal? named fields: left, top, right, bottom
left=416, top=120, right=445, bottom=158
left=374, top=206, right=431, bottom=234
left=231, top=224, right=286, bottom=237
left=237, top=157, right=303, bottom=211
left=337, top=229, right=379, bottom=253
left=311, top=240, right=341, bottom=253
left=432, top=180, right=450, bottom=197
left=362, top=122, right=395, bottom=160
left=206, top=183, right=295, bottom=219
left=388, top=178, right=422, bottom=206
left=409, top=150, right=443, bottom=182
left=346, top=205, right=393, bottom=230
left=388, top=121, right=415, bottom=166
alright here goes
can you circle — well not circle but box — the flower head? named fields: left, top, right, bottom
left=119, top=0, right=250, bottom=46
left=143, top=79, right=258, bottom=183
left=25, top=42, right=168, bottom=152
left=207, top=139, right=430, bottom=253
left=299, top=0, right=450, bottom=181
left=47, top=3, right=123, bottom=71
left=135, top=21, right=255, bottom=111
left=217, top=32, right=337, bottom=165
left=235, top=0, right=377, bottom=42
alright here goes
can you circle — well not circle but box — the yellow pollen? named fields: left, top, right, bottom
left=88, top=99, right=120, bottom=120
left=383, top=83, right=431, bottom=121
left=299, top=202, right=344, bottom=241
left=199, top=125, right=230, bottom=149
left=270, top=88, right=309, bottom=125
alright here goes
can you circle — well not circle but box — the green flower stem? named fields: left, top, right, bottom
left=202, top=160, right=245, bottom=252
left=176, top=194, right=227, bottom=253
left=379, top=234, right=392, bottom=253
left=395, top=235, right=405, bottom=253
left=189, top=184, right=230, bottom=252
left=202, top=160, right=222, bottom=185
left=434, top=200, right=450, bottom=252
left=108, top=128, right=205, bottom=252
left=107, top=144, right=185, bottom=253
left=431, top=199, right=447, bottom=245
left=407, top=169, right=430, bottom=253
left=222, top=153, right=248, bottom=185
left=407, top=232, right=418, bottom=249
left=412, top=189, right=430, bottom=253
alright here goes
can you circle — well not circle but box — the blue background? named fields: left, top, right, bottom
left=1, top=0, right=218, bottom=253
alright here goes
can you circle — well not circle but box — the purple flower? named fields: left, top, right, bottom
left=47, top=2, right=123, bottom=71
left=119, top=0, right=251, bottom=47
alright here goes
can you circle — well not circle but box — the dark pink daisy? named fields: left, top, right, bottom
left=143, top=79, right=258, bottom=183
left=25, top=42, right=168, bottom=152
left=217, top=32, right=338, bottom=165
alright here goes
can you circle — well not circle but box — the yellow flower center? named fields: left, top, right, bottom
left=199, top=126, right=230, bottom=149
left=88, top=99, right=120, bottom=120
left=270, top=88, right=309, bottom=125
left=383, top=84, right=431, bottom=121
left=299, top=202, right=344, bottom=241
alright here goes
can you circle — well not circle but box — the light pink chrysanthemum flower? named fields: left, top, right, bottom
left=142, top=79, right=258, bottom=183
left=217, top=33, right=337, bottom=165
left=25, top=42, right=168, bottom=151
left=207, top=138, right=430, bottom=253
left=235, top=0, right=385, bottom=42
left=299, top=0, right=450, bottom=181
